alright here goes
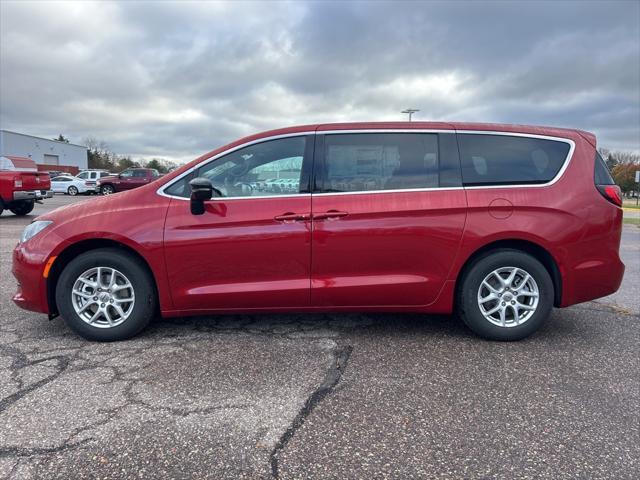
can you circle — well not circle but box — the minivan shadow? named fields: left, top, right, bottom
left=147, top=309, right=578, bottom=343
left=150, top=312, right=478, bottom=341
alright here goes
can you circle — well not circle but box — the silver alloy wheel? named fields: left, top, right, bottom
left=101, top=185, right=114, bottom=195
left=477, top=266, right=539, bottom=327
left=71, top=267, right=135, bottom=328
left=68, top=186, right=78, bottom=196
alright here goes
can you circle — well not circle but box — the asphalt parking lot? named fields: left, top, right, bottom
left=1, top=195, right=638, bottom=479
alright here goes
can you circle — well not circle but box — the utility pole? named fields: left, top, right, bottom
left=401, top=109, right=419, bottom=121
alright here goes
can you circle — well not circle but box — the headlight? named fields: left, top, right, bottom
left=20, top=220, right=53, bottom=243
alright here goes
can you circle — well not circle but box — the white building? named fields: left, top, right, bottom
left=0, top=130, right=88, bottom=172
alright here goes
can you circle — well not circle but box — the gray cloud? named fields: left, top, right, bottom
left=1, top=0, right=638, bottom=162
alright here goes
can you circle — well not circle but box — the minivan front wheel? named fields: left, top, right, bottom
left=457, top=249, right=553, bottom=341
left=56, top=248, right=157, bottom=341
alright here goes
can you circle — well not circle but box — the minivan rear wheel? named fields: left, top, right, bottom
left=457, top=249, right=553, bottom=341
left=56, top=248, right=157, bottom=341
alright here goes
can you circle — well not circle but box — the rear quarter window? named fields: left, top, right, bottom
left=458, top=134, right=571, bottom=186
left=594, top=152, right=615, bottom=185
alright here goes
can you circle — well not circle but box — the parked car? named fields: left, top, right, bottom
left=1, top=156, right=52, bottom=216
left=77, top=170, right=111, bottom=193
left=50, top=175, right=91, bottom=196
left=96, top=168, right=160, bottom=195
left=263, top=178, right=281, bottom=192
left=12, top=122, right=624, bottom=341
left=255, top=178, right=276, bottom=191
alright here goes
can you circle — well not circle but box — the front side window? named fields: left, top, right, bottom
left=321, top=133, right=439, bottom=192
left=458, top=134, right=570, bottom=186
left=165, top=136, right=307, bottom=198
left=120, top=170, right=135, bottom=178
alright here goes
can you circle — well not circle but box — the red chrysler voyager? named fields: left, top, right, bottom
left=12, top=122, right=624, bottom=341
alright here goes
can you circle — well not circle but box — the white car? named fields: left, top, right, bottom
left=77, top=170, right=111, bottom=192
left=50, top=176, right=90, bottom=196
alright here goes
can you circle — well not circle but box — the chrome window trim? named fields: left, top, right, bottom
left=320, top=129, right=452, bottom=134
left=158, top=128, right=576, bottom=200
left=313, top=186, right=464, bottom=197
left=209, top=193, right=311, bottom=201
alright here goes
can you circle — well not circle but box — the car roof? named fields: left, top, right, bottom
left=200, top=121, right=593, bottom=159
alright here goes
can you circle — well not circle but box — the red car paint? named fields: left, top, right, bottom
left=12, top=122, right=624, bottom=320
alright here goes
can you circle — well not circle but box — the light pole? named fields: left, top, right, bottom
left=401, top=109, right=419, bottom=121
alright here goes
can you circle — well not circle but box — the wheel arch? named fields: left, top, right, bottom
left=454, top=239, right=563, bottom=308
left=47, top=238, right=159, bottom=315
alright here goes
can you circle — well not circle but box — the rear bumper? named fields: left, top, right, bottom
left=13, top=190, right=53, bottom=201
left=562, top=256, right=625, bottom=307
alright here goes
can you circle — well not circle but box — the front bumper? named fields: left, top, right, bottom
left=13, top=190, right=53, bottom=201
left=12, top=245, right=50, bottom=314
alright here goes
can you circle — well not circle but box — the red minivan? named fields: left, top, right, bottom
left=12, top=122, right=624, bottom=341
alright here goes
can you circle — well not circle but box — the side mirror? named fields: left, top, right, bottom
left=189, top=177, right=221, bottom=215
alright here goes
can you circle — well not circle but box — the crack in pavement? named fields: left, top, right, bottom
left=0, top=438, right=92, bottom=459
left=269, top=344, right=353, bottom=479
left=0, top=313, right=368, bottom=477
left=0, top=353, right=70, bottom=414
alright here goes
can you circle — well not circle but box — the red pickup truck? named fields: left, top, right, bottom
left=0, top=156, right=52, bottom=216
left=95, top=168, right=160, bottom=195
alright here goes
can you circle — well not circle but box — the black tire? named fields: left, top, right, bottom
left=9, top=200, right=35, bottom=216
left=56, top=248, right=157, bottom=341
left=457, top=249, right=553, bottom=341
left=100, top=184, right=115, bottom=195
left=67, top=186, right=78, bottom=196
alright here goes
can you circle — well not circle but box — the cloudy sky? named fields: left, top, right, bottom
left=1, top=0, right=639, bottom=163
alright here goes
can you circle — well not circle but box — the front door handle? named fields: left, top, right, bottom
left=313, top=210, right=349, bottom=220
left=274, top=212, right=310, bottom=222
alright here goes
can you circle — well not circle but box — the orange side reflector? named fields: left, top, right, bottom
left=43, top=256, right=57, bottom=278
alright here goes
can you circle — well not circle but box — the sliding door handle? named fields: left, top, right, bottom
left=274, top=212, right=310, bottom=222
left=313, top=210, right=349, bottom=220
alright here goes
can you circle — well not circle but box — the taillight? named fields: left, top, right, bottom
left=14, top=178, right=22, bottom=188
left=85, top=181, right=91, bottom=186
left=596, top=184, right=622, bottom=207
